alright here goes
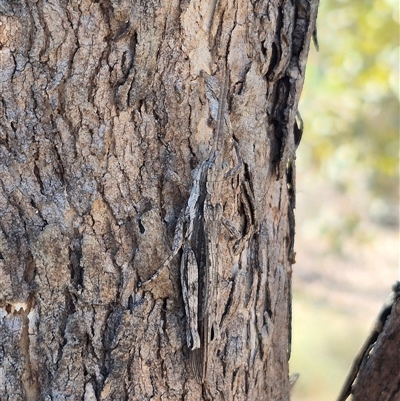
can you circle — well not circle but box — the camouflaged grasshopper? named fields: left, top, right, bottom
left=139, top=64, right=254, bottom=383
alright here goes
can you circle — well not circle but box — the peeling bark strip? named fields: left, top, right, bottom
left=0, top=1, right=318, bottom=400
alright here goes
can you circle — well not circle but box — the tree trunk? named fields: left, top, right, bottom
left=337, top=282, right=400, bottom=401
left=0, top=1, right=318, bottom=400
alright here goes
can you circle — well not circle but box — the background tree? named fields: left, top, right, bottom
left=337, top=282, right=400, bottom=401
left=0, top=1, right=318, bottom=400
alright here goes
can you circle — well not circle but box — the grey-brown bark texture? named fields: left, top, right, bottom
left=0, top=0, right=318, bottom=400
left=338, top=282, right=400, bottom=401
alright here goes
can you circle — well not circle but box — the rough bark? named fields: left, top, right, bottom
left=0, top=1, right=318, bottom=400
left=338, top=282, right=400, bottom=401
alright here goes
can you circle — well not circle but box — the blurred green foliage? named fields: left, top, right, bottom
left=299, top=0, right=399, bottom=226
